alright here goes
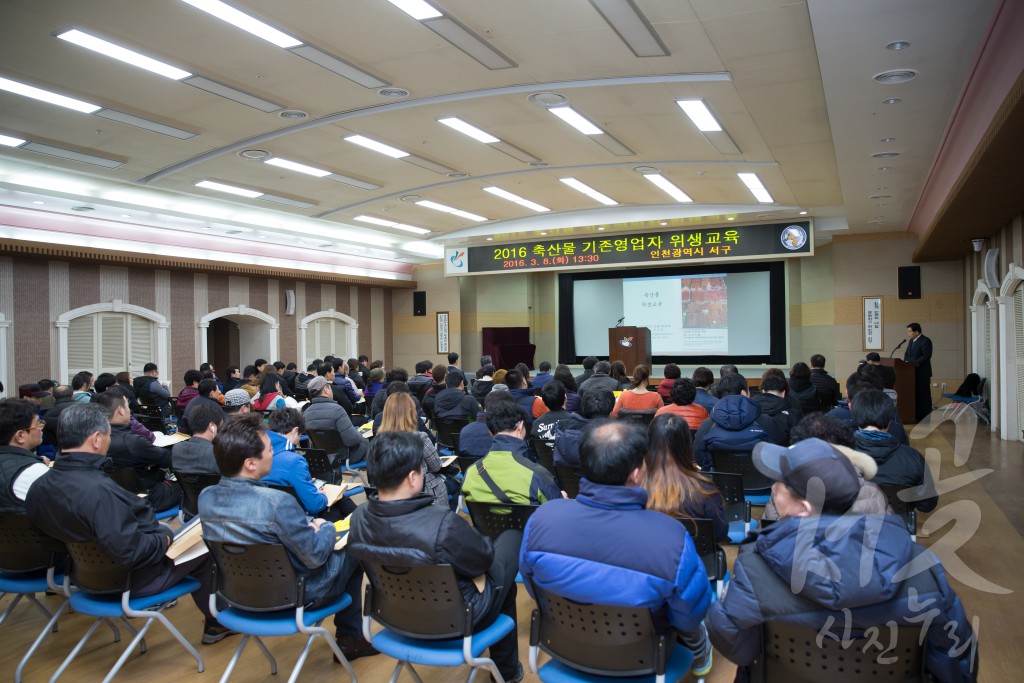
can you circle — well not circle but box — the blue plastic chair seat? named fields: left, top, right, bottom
left=0, top=570, right=53, bottom=593
left=69, top=576, right=200, bottom=617
left=371, top=614, right=514, bottom=667
left=941, top=393, right=979, bottom=404
left=537, top=642, right=694, bottom=682
left=339, top=459, right=366, bottom=472
left=155, top=505, right=180, bottom=521
left=727, top=518, right=758, bottom=545
left=215, top=593, right=352, bottom=637
left=745, top=491, right=771, bottom=505
left=344, top=486, right=365, bottom=498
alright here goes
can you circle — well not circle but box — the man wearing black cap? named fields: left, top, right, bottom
left=707, top=438, right=977, bottom=682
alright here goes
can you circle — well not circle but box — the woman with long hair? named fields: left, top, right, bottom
left=643, top=413, right=729, bottom=543
left=611, top=365, right=664, bottom=417
left=252, top=372, right=288, bottom=411
left=609, top=360, right=630, bottom=389
left=378, top=392, right=448, bottom=508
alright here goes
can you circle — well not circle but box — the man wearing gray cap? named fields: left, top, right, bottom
left=708, top=438, right=978, bottom=682
left=302, top=376, right=369, bottom=464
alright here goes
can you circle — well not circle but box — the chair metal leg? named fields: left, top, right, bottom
left=406, top=663, right=425, bottom=683
left=0, top=593, right=23, bottom=625
left=15, top=598, right=68, bottom=683
left=252, top=636, right=278, bottom=674
left=322, top=627, right=358, bottom=682
left=50, top=618, right=107, bottom=682
left=118, top=616, right=146, bottom=652
left=287, top=634, right=320, bottom=683
left=101, top=617, right=122, bottom=642
left=101, top=617, right=157, bottom=683
left=219, top=634, right=252, bottom=683
left=123, top=608, right=204, bottom=674
left=386, top=660, right=406, bottom=683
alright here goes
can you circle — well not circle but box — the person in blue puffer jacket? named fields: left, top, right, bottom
left=521, top=419, right=715, bottom=677
left=692, top=372, right=785, bottom=470
left=708, top=438, right=978, bottom=682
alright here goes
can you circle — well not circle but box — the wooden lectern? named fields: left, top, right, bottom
left=608, top=326, right=652, bottom=370
left=880, top=358, right=917, bottom=424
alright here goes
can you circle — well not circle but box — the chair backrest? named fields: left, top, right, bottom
left=0, top=513, right=61, bottom=572
left=306, top=429, right=348, bottom=459
left=67, top=541, right=130, bottom=594
left=753, top=620, right=926, bottom=683
left=466, top=500, right=539, bottom=541
left=555, top=466, right=582, bottom=499
left=106, top=465, right=145, bottom=494
left=174, top=471, right=221, bottom=519
left=711, top=450, right=774, bottom=491
left=456, top=455, right=479, bottom=478
left=676, top=517, right=725, bottom=582
left=362, top=562, right=470, bottom=639
left=265, top=483, right=303, bottom=506
left=878, top=484, right=917, bottom=536
left=134, top=411, right=165, bottom=433
left=206, top=541, right=302, bottom=611
left=295, top=446, right=337, bottom=481
left=529, top=583, right=670, bottom=677
left=617, top=409, right=657, bottom=428
left=530, top=438, right=557, bottom=478
left=435, top=418, right=465, bottom=453
left=709, top=471, right=750, bottom=524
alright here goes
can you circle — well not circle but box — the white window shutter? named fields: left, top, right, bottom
left=128, top=315, right=155, bottom=375
left=67, top=315, right=96, bottom=382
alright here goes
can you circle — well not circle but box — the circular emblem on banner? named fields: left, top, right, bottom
left=781, top=225, right=807, bottom=250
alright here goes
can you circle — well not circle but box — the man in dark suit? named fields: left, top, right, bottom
left=903, top=322, right=933, bottom=421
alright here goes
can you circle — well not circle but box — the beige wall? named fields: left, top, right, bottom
left=391, top=263, right=461, bottom=373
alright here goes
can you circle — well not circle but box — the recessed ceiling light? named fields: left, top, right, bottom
left=226, top=229, right=244, bottom=235
left=873, top=69, right=917, bottom=85
left=676, top=99, right=723, bottom=132
left=239, top=149, right=270, bottom=159
left=0, top=133, right=27, bottom=147
left=871, top=152, right=901, bottom=159
left=0, top=75, right=100, bottom=113
left=869, top=194, right=892, bottom=199
left=737, top=172, right=774, bottom=203
left=485, top=237, right=493, bottom=241
left=353, top=214, right=431, bottom=235
left=643, top=173, right=693, bottom=203
left=559, top=177, right=618, bottom=206
left=195, top=180, right=263, bottom=198
left=597, top=227, right=605, bottom=231
left=880, top=137, right=896, bottom=143
left=344, top=134, right=409, bottom=158
left=400, top=194, right=422, bottom=202
left=870, top=220, right=885, bottom=224
left=318, top=242, right=334, bottom=248
left=727, top=216, right=735, bottom=221
left=56, top=29, right=192, bottom=80
left=264, top=157, right=331, bottom=177
left=527, top=92, right=569, bottom=107
left=886, top=40, right=910, bottom=51
left=438, top=117, right=500, bottom=143
left=377, top=87, right=410, bottom=99
left=32, top=200, right=44, bottom=205
left=878, top=166, right=892, bottom=171
left=416, top=200, right=488, bottom=222
left=799, top=211, right=808, bottom=215
left=633, top=166, right=660, bottom=174
left=882, top=98, right=902, bottom=105
left=277, top=109, right=308, bottom=119
left=660, top=221, right=668, bottom=226
left=385, top=0, right=442, bottom=20
left=548, top=106, right=602, bottom=135
left=179, top=0, right=302, bottom=47
left=540, top=232, right=548, bottom=236
left=483, top=186, right=550, bottom=212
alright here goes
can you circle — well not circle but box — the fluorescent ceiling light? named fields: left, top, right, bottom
left=354, top=215, right=431, bottom=235
left=179, top=0, right=302, bottom=48
left=737, top=172, right=774, bottom=203
left=676, top=99, right=722, bottom=132
left=56, top=29, right=192, bottom=80
left=422, top=17, right=516, bottom=70
left=0, top=134, right=26, bottom=147
left=195, top=180, right=263, bottom=198
left=438, top=117, right=500, bottom=143
left=0, top=75, right=100, bottom=113
left=386, top=0, right=442, bottom=20
left=589, top=0, right=669, bottom=58
left=559, top=177, right=618, bottom=206
left=264, top=157, right=331, bottom=177
left=548, top=106, right=602, bottom=135
left=643, top=173, right=692, bottom=202
left=93, top=109, right=197, bottom=139
left=416, top=200, right=488, bottom=222
left=483, top=186, right=550, bottom=212
left=344, top=135, right=409, bottom=158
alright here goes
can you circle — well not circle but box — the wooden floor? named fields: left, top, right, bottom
left=2, top=411, right=1021, bottom=682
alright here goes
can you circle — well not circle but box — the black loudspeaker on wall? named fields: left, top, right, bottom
left=413, top=290, right=427, bottom=316
left=898, top=266, right=921, bottom=300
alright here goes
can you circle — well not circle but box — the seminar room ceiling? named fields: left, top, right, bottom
left=0, top=0, right=999, bottom=279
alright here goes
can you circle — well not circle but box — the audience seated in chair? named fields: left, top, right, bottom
left=133, top=362, right=172, bottom=415
left=199, top=414, right=376, bottom=662
left=656, top=377, right=710, bottom=431
left=462, top=398, right=561, bottom=505
left=96, top=388, right=181, bottom=512
left=707, top=437, right=976, bottom=682
left=0, top=398, right=50, bottom=514
left=433, top=370, right=481, bottom=423
left=657, top=363, right=682, bottom=402
left=172, top=401, right=225, bottom=475
left=692, top=366, right=718, bottom=413
left=176, top=369, right=203, bottom=415
left=644, top=414, right=729, bottom=544
left=553, top=387, right=615, bottom=469
left=459, top=391, right=513, bottom=460
left=577, top=360, right=620, bottom=401
left=303, top=376, right=369, bottom=465
left=749, top=370, right=802, bottom=445
left=179, top=378, right=221, bottom=435
left=348, top=431, right=524, bottom=682
left=521, top=419, right=714, bottom=678
left=830, top=370, right=909, bottom=444
left=26, top=402, right=230, bottom=644
left=376, top=393, right=449, bottom=508
left=530, top=380, right=570, bottom=447
left=611, top=365, right=663, bottom=417
left=503, top=370, right=536, bottom=429
left=692, top=372, right=785, bottom=471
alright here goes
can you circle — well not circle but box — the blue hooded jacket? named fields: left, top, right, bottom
left=708, top=514, right=978, bottom=682
left=691, top=394, right=783, bottom=469
left=520, top=479, right=712, bottom=634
